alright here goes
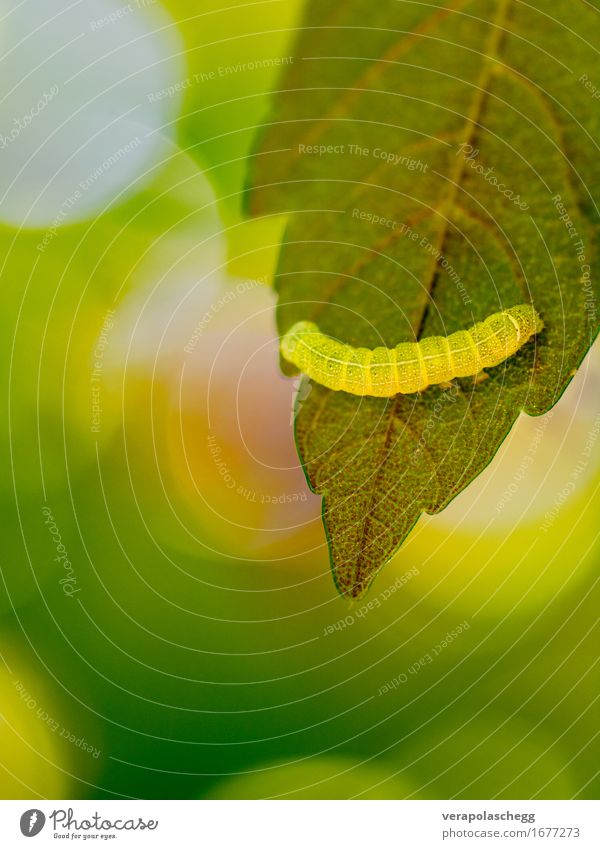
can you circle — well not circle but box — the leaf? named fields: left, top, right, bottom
left=246, top=0, right=600, bottom=598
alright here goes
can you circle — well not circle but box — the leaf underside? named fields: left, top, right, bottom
left=246, top=0, right=600, bottom=598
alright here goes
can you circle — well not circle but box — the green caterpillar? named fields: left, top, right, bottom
left=280, top=304, right=543, bottom=397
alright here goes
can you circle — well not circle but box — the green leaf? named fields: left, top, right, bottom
left=246, top=0, right=600, bottom=598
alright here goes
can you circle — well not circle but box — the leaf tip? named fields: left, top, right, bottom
left=334, top=567, right=376, bottom=601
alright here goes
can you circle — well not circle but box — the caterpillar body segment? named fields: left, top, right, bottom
left=280, top=304, right=543, bottom=397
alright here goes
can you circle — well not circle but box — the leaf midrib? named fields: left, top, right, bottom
left=351, top=0, right=514, bottom=591
left=416, top=0, right=512, bottom=335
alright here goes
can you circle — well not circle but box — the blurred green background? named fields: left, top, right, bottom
left=0, top=0, right=598, bottom=800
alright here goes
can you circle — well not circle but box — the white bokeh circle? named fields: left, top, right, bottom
left=0, top=0, right=185, bottom=227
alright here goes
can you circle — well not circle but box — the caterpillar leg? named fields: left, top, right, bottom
left=472, top=370, right=489, bottom=385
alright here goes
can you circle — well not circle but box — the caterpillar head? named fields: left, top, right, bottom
left=505, top=304, right=544, bottom=340
left=281, top=320, right=319, bottom=362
